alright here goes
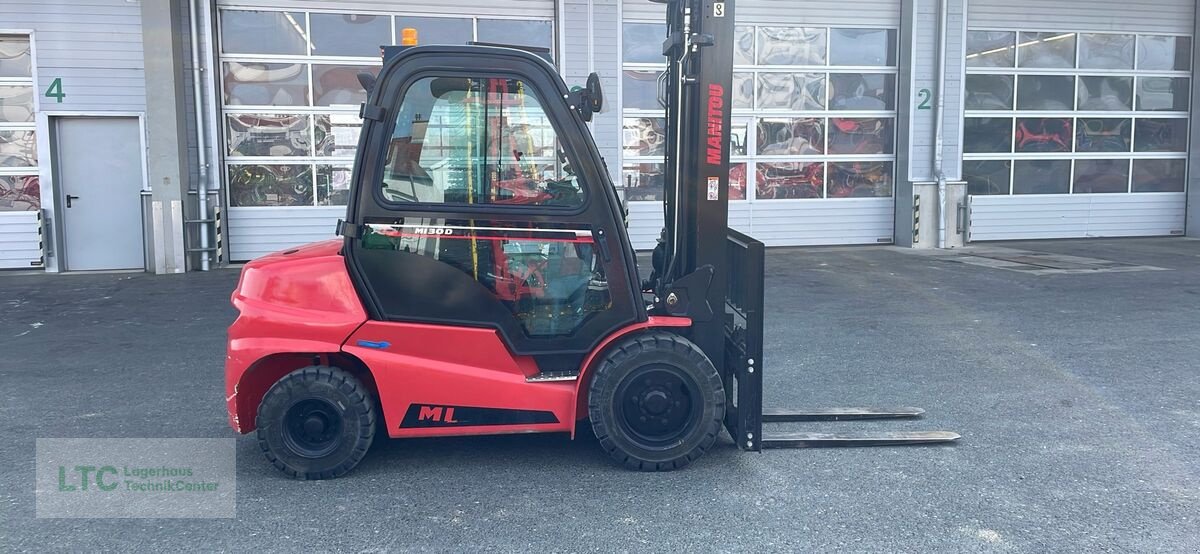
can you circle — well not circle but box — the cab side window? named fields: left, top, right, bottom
left=361, top=219, right=611, bottom=337
left=381, top=76, right=584, bottom=208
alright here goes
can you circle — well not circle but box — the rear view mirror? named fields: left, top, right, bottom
left=569, top=72, right=604, bottom=122
left=357, top=72, right=377, bottom=94
left=584, top=72, right=604, bottom=113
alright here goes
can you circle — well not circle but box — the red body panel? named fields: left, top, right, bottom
left=225, top=240, right=367, bottom=432
left=344, top=321, right=573, bottom=438
left=225, top=240, right=693, bottom=441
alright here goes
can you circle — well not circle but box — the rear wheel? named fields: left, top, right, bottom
left=587, top=332, right=725, bottom=471
left=256, top=366, right=376, bottom=480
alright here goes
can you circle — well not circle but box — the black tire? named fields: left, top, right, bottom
left=256, top=366, right=376, bottom=480
left=587, top=332, right=725, bottom=471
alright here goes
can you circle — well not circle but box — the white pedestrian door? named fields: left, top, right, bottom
left=56, top=117, right=145, bottom=270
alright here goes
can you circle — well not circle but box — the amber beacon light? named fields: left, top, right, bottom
left=400, top=28, right=419, bottom=46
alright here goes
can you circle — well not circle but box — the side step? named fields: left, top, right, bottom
left=761, top=431, right=960, bottom=448
left=763, top=407, right=925, bottom=422
left=526, top=371, right=579, bottom=383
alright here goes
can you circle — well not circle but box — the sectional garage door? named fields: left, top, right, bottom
left=964, top=0, right=1195, bottom=241
left=215, top=1, right=556, bottom=261
left=620, top=0, right=903, bottom=248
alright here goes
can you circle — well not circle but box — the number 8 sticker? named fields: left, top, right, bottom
left=713, top=2, right=725, bottom=17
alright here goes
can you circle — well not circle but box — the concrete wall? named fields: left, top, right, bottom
left=0, top=0, right=147, bottom=112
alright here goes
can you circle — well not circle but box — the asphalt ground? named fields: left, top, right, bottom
left=1, top=237, right=1198, bottom=552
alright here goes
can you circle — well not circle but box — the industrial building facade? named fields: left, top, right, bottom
left=0, top=0, right=1197, bottom=272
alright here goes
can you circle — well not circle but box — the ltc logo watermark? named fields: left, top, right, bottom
left=36, top=438, right=235, bottom=518
left=57, top=465, right=121, bottom=491
left=56, top=464, right=218, bottom=492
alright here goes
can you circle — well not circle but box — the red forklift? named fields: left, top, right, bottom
left=225, top=0, right=958, bottom=479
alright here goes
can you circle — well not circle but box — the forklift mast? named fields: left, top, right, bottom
left=651, top=0, right=957, bottom=451
left=653, top=0, right=736, bottom=370
left=650, top=0, right=768, bottom=449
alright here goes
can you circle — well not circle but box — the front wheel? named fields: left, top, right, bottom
left=256, top=366, right=376, bottom=480
left=587, top=332, right=726, bottom=471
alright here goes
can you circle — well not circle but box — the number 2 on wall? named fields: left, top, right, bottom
left=45, top=78, right=65, bottom=103
left=917, top=88, right=932, bottom=110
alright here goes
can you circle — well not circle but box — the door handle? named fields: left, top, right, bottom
left=66, top=195, right=80, bottom=208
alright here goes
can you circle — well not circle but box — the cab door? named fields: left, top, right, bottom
left=344, top=46, right=644, bottom=361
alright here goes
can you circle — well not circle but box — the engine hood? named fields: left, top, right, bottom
left=233, top=239, right=366, bottom=319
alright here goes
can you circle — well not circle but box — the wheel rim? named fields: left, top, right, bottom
left=613, top=365, right=704, bottom=450
left=282, top=398, right=344, bottom=458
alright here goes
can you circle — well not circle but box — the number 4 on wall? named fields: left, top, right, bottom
left=45, top=78, right=65, bottom=103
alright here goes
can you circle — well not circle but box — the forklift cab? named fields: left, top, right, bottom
left=344, top=45, right=644, bottom=360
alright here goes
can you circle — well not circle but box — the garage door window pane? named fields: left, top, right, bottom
left=0, top=174, right=38, bottom=211
left=1076, top=118, right=1131, bottom=152
left=734, top=26, right=754, bottom=65
left=730, top=123, right=748, bottom=156
left=623, top=70, right=662, bottom=110
left=729, top=163, right=748, bottom=200
left=829, top=29, right=896, bottom=66
left=0, top=130, right=37, bottom=167
left=316, top=164, right=353, bottom=206
left=1079, top=34, right=1133, bottom=69
left=758, top=27, right=826, bottom=65
left=757, top=73, right=825, bottom=110
left=310, top=14, right=389, bottom=57
left=1137, top=36, right=1191, bottom=71
left=828, top=161, right=891, bottom=197
left=1073, top=159, right=1129, bottom=193
left=313, top=64, right=378, bottom=107
left=1134, top=118, right=1187, bottom=152
left=757, top=162, right=823, bottom=199
left=757, top=118, right=823, bottom=155
left=1136, top=77, right=1189, bottom=111
left=0, top=85, right=34, bottom=122
left=1016, top=75, right=1074, bottom=110
left=220, top=10, right=308, bottom=55
left=1013, top=160, right=1070, bottom=194
left=228, top=164, right=313, bottom=206
left=966, top=31, right=1015, bottom=68
left=1132, top=159, right=1186, bottom=192
left=1015, top=118, right=1072, bottom=153
left=963, top=118, right=1013, bottom=153
left=625, top=23, right=667, bottom=63
left=1077, top=76, right=1132, bottom=111
left=965, top=74, right=1014, bottom=110
left=223, top=62, right=309, bottom=106
left=0, top=37, right=32, bottom=78
left=732, top=72, right=753, bottom=109
left=1017, top=32, right=1075, bottom=68
left=828, top=118, right=893, bottom=155
left=479, top=19, right=552, bottom=50
left=226, top=114, right=311, bottom=157
left=623, top=117, right=666, bottom=157
left=622, top=163, right=664, bottom=201
left=830, top=74, right=895, bottom=110
left=315, top=114, right=362, bottom=157
left=964, top=160, right=1011, bottom=195
left=396, top=17, right=472, bottom=46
